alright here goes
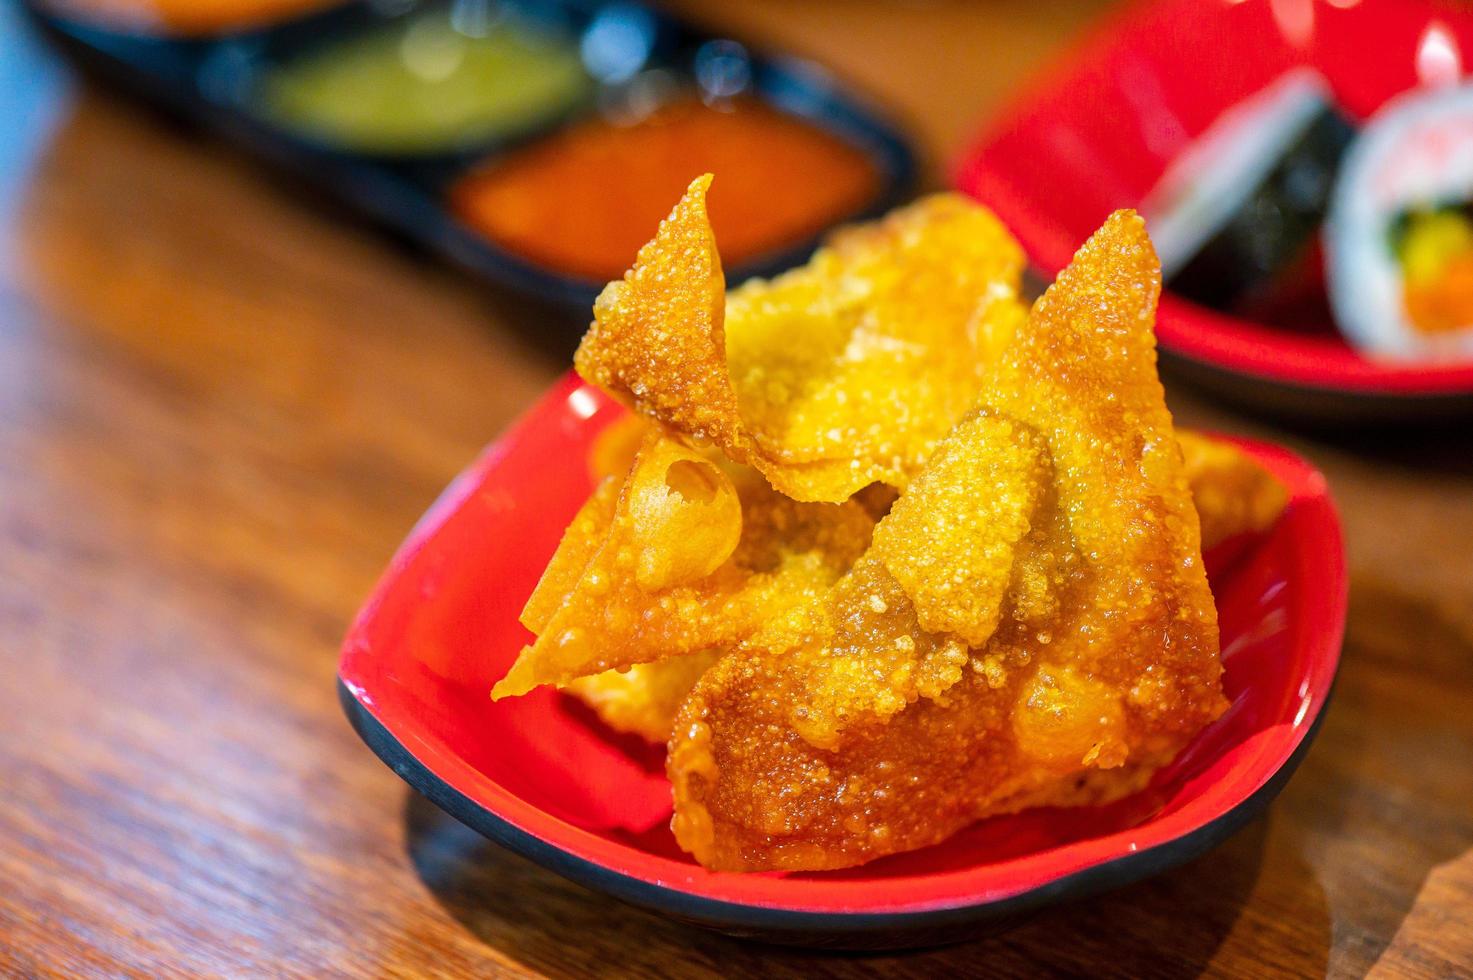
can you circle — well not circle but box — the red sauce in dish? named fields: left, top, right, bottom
left=449, top=97, right=882, bottom=282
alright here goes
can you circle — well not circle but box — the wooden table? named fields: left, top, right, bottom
left=3, top=1, right=1471, bottom=975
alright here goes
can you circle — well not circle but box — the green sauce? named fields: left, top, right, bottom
left=259, top=9, right=590, bottom=154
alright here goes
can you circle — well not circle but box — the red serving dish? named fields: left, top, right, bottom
left=338, top=374, right=1346, bottom=949
left=955, top=0, right=1473, bottom=421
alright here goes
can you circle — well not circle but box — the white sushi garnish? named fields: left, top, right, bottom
left=1326, top=82, right=1473, bottom=360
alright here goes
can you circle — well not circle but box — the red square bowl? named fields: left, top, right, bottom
left=338, top=374, right=1346, bottom=949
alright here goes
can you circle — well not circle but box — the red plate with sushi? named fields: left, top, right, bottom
left=955, top=0, right=1473, bottom=421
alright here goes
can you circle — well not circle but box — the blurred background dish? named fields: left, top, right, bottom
left=256, top=3, right=592, bottom=156
left=1140, top=66, right=1354, bottom=327
left=957, top=0, right=1473, bottom=421
left=24, top=0, right=916, bottom=319
left=29, top=0, right=1473, bottom=408
left=1326, top=81, right=1473, bottom=360
left=449, top=94, right=882, bottom=281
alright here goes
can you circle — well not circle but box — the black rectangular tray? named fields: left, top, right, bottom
left=22, top=0, right=918, bottom=324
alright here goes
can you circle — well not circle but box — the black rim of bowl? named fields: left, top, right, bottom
left=336, top=674, right=1334, bottom=949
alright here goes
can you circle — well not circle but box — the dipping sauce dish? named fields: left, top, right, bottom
left=28, top=0, right=916, bottom=316
left=449, top=94, right=883, bottom=281
left=257, top=4, right=593, bottom=156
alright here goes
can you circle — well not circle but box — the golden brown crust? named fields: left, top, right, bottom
left=564, top=428, right=1285, bottom=749
left=504, top=190, right=1252, bottom=873
left=1178, top=430, right=1289, bottom=551
left=494, top=430, right=873, bottom=699
left=574, top=175, right=1027, bottom=502
left=667, top=211, right=1226, bottom=872
left=565, top=651, right=722, bottom=743
left=575, top=175, right=744, bottom=451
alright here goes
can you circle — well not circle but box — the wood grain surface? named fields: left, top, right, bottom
left=1, top=1, right=1471, bottom=976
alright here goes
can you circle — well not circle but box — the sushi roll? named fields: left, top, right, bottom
left=1143, top=68, right=1356, bottom=317
left=1326, top=82, right=1473, bottom=359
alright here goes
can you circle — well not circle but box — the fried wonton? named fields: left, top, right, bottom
left=567, top=429, right=1285, bottom=744
left=564, top=651, right=722, bottom=744
left=492, top=428, right=873, bottom=699
left=1178, top=431, right=1289, bottom=550
left=587, top=413, right=652, bottom=483
left=574, top=174, right=1027, bottom=502
left=667, top=211, right=1227, bottom=871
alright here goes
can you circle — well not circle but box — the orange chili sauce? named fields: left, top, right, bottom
left=44, top=0, right=344, bottom=35
left=449, top=97, right=883, bottom=282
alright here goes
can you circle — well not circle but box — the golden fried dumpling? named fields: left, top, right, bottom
left=587, top=413, right=652, bottom=483
left=1178, top=431, right=1289, bottom=550
left=574, top=174, right=1027, bottom=502
left=870, top=413, right=1051, bottom=648
left=564, top=431, right=1284, bottom=745
left=574, top=176, right=742, bottom=453
left=564, top=651, right=722, bottom=744
left=493, top=429, right=873, bottom=698
left=667, top=211, right=1226, bottom=872
left=721, top=192, right=1026, bottom=479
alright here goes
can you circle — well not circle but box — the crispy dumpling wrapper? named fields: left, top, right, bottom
left=1178, top=431, right=1289, bottom=551
left=871, top=413, right=1050, bottom=648
left=667, top=211, right=1227, bottom=872
left=722, top=192, right=1027, bottom=472
left=493, top=428, right=873, bottom=699
left=575, top=176, right=743, bottom=452
left=568, top=428, right=1286, bottom=744
left=564, top=651, right=722, bottom=744
left=496, top=179, right=1277, bottom=871
left=574, top=174, right=1027, bottom=502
